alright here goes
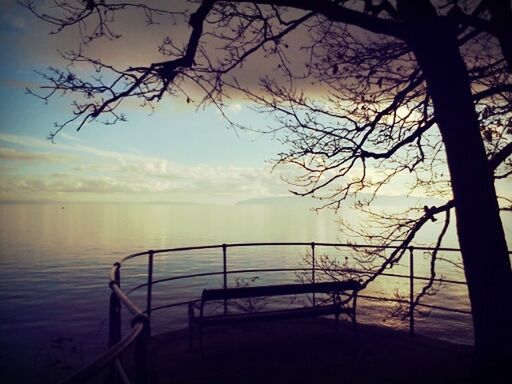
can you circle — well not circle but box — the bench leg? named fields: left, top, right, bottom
left=189, top=324, right=194, bottom=350
left=352, top=312, right=358, bottom=334
left=199, top=326, right=205, bottom=359
left=188, top=302, right=195, bottom=350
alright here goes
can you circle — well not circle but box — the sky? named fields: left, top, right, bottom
left=0, top=1, right=509, bottom=210
left=0, top=0, right=297, bottom=204
left=0, top=1, right=428, bottom=206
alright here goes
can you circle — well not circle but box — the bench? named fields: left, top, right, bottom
left=188, top=280, right=361, bottom=348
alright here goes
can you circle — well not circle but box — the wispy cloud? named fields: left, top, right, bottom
left=0, top=132, right=52, bottom=148
left=0, top=147, right=75, bottom=162
left=2, top=174, right=187, bottom=194
left=0, top=165, right=286, bottom=202
left=0, top=132, right=146, bottom=161
left=0, top=132, right=289, bottom=203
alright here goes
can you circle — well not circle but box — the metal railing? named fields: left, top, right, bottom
left=60, top=242, right=478, bottom=384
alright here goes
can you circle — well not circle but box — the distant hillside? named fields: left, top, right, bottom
left=236, top=194, right=447, bottom=208
left=360, top=194, right=446, bottom=207
left=236, top=196, right=320, bottom=207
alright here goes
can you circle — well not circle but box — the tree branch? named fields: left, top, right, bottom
left=489, top=142, right=512, bottom=171
left=229, top=0, right=405, bottom=38
left=473, top=84, right=512, bottom=101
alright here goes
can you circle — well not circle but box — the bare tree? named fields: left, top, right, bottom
left=22, top=0, right=512, bottom=380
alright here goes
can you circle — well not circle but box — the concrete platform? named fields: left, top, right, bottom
left=147, top=318, right=472, bottom=383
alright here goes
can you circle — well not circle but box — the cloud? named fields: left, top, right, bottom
left=0, top=163, right=287, bottom=201
left=0, top=146, right=74, bottom=162
left=0, top=132, right=146, bottom=161
left=1, top=173, right=184, bottom=194
left=0, top=132, right=290, bottom=202
left=73, top=155, right=287, bottom=194
left=0, top=132, right=51, bottom=148
left=10, top=0, right=314, bottom=101
left=0, top=128, right=296, bottom=203
left=227, top=103, right=243, bottom=113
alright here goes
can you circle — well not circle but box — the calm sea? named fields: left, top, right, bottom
left=0, top=202, right=509, bottom=383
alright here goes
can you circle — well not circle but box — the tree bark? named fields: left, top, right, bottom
left=397, top=1, right=512, bottom=381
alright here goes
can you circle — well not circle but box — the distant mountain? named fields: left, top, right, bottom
left=360, top=194, right=446, bottom=207
left=236, top=194, right=447, bottom=208
left=236, top=196, right=320, bottom=207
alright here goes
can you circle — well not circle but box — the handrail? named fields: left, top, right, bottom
left=63, top=241, right=507, bottom=384
left=60, top=266, right=150, bottom=383
left=111, top=279, right=145, bottom=317
left=126, top=267, right=468, bottom=295
left=60, top=322, right=144, bottom=384
left=120, top=242, right=466, bottom=259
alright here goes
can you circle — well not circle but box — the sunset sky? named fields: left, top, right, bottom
left=0, top=1, right=510, bottom=207
left=0, top=1, right=302, bottom=204
left=0, top=1, right=425, bottom=206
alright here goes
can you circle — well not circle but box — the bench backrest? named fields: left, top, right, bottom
left=202, top=280, right=360, bottom=302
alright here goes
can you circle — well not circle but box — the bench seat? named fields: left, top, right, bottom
left=188, top=280, right=361, bottom=349
left=192, top=303, right=351, bottom=327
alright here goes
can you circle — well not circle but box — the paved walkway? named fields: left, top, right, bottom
left=147, top=318, right=472, bottom=383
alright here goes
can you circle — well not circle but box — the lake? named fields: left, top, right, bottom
left=0, top=202, right=509, bottom=383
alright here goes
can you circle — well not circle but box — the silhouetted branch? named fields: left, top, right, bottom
left=228, top=0, right=405, bottom=38
left=473, top=84, right=512, bottom=101
left=412, top=209, right=451, bottom=309
left=498, top=196, right=512, bottom=211
left=489, top=142, right=512, bottom=170
left=358, top=200, right=455, bottom=290
left=19, top=0, right=181, bottom=42
left=26, top=0, right=215, bottom=140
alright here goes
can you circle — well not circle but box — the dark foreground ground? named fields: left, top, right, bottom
left=147, top=318, right=472, bottom=384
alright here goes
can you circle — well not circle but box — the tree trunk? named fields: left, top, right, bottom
left=397, top=1, right=512, bottom=381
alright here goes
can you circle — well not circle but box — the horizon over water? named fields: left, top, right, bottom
left=0, top=201, right=510, bottom=383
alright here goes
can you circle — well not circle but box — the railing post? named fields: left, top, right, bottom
left=311, top=242, right=316, bottom=306
left=109, top=263, right=122, bottom=347
left=222, top=244, right=227, bottom=316
left=146, top=250, right=154, bottom=320
left=133, top=315, right=150, bottom=384
left=409, top=246, right=415, bottom=336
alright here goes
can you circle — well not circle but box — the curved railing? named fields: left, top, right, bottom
left=60, top=242, right=484, bottom=384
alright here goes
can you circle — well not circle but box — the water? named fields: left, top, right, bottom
left=0, top=202, right=506, bottom=383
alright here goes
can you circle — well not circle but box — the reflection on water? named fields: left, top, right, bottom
left=0, top=202, right=505, bottom=382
